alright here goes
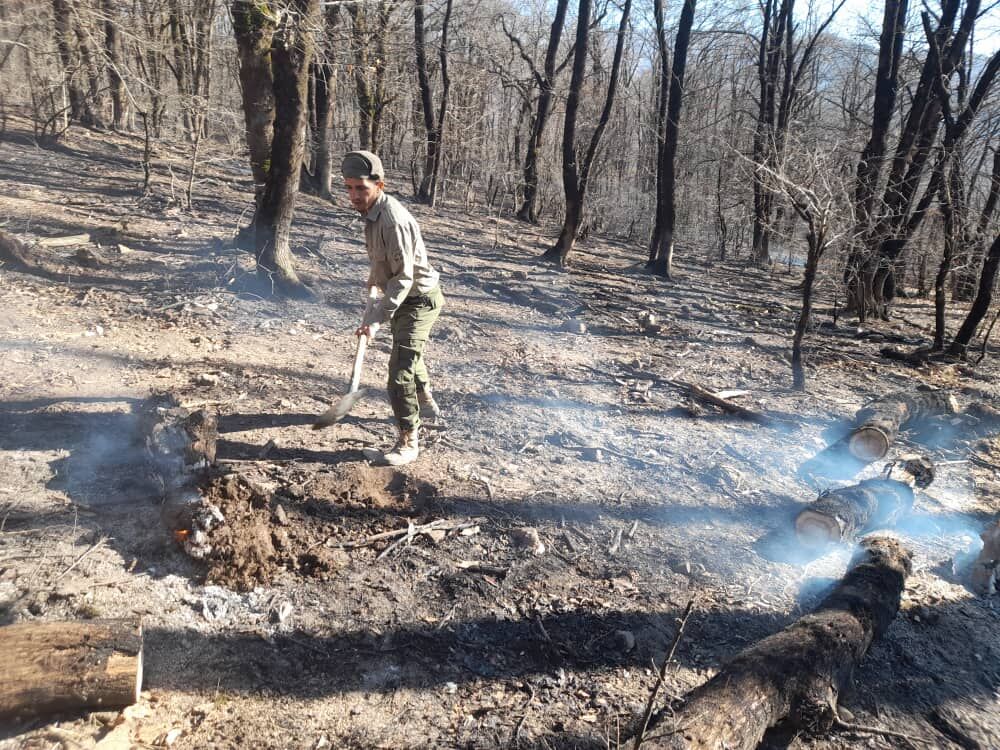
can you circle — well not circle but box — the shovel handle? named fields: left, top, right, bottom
left=347, top=287, right=379, bottom=393
left=348, top=334, right=368, bottom=393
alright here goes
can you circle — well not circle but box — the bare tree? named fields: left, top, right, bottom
left=542, top=0, right=632, bottom=266
left=648, top=0, right=696, bottom=279
left=749, top=0, right=845, bottom=267
left=850, top=0, right=982, bottom=319
left=414, top=0, right=454, bottom=206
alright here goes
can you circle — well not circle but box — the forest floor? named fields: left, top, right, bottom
left=0, top=117, right=998, bottom=750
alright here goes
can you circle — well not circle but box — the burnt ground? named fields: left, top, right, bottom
left=0, top=117, right=998, bottom=749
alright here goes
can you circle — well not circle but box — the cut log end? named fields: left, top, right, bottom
left=848, top=426, right=890, bottom=462
left=795, top=509, right=844, bottom=546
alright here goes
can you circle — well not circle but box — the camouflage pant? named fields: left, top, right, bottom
left=389, top=285, right=443, bottom=431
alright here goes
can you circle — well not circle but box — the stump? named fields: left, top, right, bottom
left=644, top=536, right=912, bottom=750
left=848, top=391, right=958, bottom=462
left=0, top=618, right=143, bottom=720
left=794, top=456, right=934, bottom=546
left=138, top=393, right=218, bottom=556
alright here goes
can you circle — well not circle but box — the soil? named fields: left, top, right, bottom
left=1, top=117, right=999, bottom=749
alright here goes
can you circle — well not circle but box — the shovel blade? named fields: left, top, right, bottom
left=312, top=389, right=368, bottom=429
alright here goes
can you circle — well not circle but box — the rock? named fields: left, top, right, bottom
left=271, top=528, right=290, bottom=551
left=426, top=528, right=447, bottom=544
left=560, top=319, right=587, bottom=334
left=274, top=504, right=289, bottom=526
left=510, top=527, right=546, bottom=556
left=579, top=446, right=603, bottom=463
left=194, top=372, right=219, bottom=387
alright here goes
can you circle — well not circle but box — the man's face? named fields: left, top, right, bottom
left=344, top=177, right=383, bottom=213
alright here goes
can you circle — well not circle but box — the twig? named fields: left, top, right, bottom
left=470, top=473, right=495, bottom=500
left=633, top=598, right=696, bottom=750
left=512, top=685, right=536, bottom=744
left=608, top=528, right=623, bottom=556
left=334, top=519, right=477, bottom=551
left=669, top=380, right=770, bottom=424
left=970, top=455, right=1000, bottom=472
left=53, top=536, right=109, bottom=583
left=975, top=307, right=1000, bottom=364
left=832, top=710, right=930, bottom=746
left=456, top=560, right=509, bottom=577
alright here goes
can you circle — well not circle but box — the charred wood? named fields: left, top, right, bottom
left=0, top=618, right=143, bottom=720
left=795, top=457, right=933, bottom=546
left=643, top=536, right=912, bottom=750
left=848, top=391, right=958, bottom=462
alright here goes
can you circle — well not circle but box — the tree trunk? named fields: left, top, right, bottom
left=865, top=0, right=981, bottom=309
left=102, top=0, right=126, bottom=130
left=253, top=0, right=318, bottom=296
left=516, top=0, right=571, bottom=223
left=848, top=390, right=959, bottom=463
left=0, top=619, right=143, bottom=720
left=791, top=230, right=820, bottom=390
left=643, top=537, right=912, bottom=750
left=52, top=0, right=94, bottom=126
left=542, top=0, right=632, bottom=266
left=427, top=0, right=453, bottom=207
left=413, top=0, right=437, bottom=202
left=231, top=1, right=276, bottom=188
left=650, top=0, right=695, bottom=279
left=312, top=59, right=336, bottom=198
left=950, top=232, right=1000, bottom=357
left=845, top=0, right=907, bottom=317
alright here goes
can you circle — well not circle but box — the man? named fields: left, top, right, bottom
left=342, top=150, right=444, bottom=466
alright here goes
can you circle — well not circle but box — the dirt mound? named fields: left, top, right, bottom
left=304, top=463, right=436, bottom=510
left=199, top=466, right=436, bottom=590
left=200, top=473, right=337, bottom=591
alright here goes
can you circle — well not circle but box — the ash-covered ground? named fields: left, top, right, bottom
left=1, top=119, right=998, bottom=749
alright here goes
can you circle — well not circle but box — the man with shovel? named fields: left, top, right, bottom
left=336, top=150, right=444, bottom=466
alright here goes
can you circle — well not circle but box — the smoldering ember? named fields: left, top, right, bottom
left=1, top=2, right=1000, bottom=749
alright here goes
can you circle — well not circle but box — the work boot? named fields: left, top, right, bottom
left=417, top=388, right=442, bottom=420
left=383, top=429, right=419, bottom=466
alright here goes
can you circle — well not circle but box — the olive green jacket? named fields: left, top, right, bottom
left=361, top=192, right=440, bottom=325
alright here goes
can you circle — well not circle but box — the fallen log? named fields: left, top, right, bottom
left=795, top=456, right=934, bottom=547
left=644, top=536, right=912, bottom=750
left=848, top=390, right=958, bottom=463
left=0, top=618, right=143, bottom=720
left=671, top=380, right=770, bottom=425
left=36, top=233, right=92, bottom=247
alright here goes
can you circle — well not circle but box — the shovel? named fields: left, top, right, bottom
left=313, top=288, right=379, bottom=430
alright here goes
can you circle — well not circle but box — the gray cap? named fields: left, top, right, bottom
left=341, top=150, right=384, bottom=181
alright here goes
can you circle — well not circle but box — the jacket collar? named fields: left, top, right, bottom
left=363, top=191, right=387, bottom=222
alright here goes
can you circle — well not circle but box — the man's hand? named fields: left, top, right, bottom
left=356, top=322, right=380, bottom=340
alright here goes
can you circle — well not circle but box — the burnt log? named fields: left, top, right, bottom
left=795, top=456, right=934, bottom=546
left=138, top=394, right=219, bottom=556
left=848, top=391, right=958, bottom=462
left=0, top=618, right=143, bottom=720
left=645, top=536, right=912, bottom=750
